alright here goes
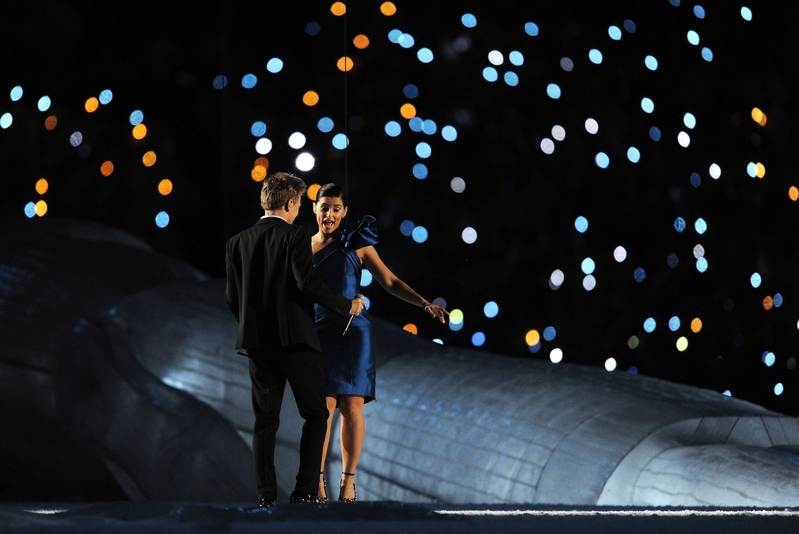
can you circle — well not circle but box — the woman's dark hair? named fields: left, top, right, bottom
left=316, top=183, right=346, bottom=206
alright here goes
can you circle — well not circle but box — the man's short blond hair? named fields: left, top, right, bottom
left=260, top=172, right=307, bottom=210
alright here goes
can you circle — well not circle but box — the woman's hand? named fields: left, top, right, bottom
left=423, top=303, right=449, bottom=323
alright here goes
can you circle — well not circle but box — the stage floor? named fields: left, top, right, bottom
left=2, top=501, right=799, bottom=533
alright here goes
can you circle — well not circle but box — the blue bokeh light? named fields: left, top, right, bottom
left=751, top=272, right=762, bottom=288
left=696, top=257, right=708, bottom=273
left=242, top=74, right=258, bottom=88
left=687, top=30, right=700, bottom=45
left=701, top=47, right=713, bottom=61
left=695, top=218, right=707, bottom=234
left=385, top=121, right=401, bottom=137
left=442, top=125, right=458, bottom=141
left=667, top=253, right=679, bottom=268
left=422, top=119, right=437, bottom=135
left=645, top=55, right=658, bottom=70
left=212, top=75, right=228, bottom=89
left=483, top=67, right=498, bottom=82
left=608, top=26, right=622, bottom=40
left=674, top=217, right=686, bottom=233
left=417, top=48, right=434, bottom=63
left=509, top=51, right=524, bottom=66
left=546, top=84, right=561, bottom=99
left=741, top=7, right=753, bottom=21
left=409, top=117, right=423, bottom=132
left=471, top=332, right=486, bottom=347
left=524, top=22, right=539, bottom=36
left=462, top=13, right=477, bottom=28
left=595, top=152, right=609, bottom=169
left=10, top=86, right=23, bottom=101
left=641, top=97, right=655, bottom=113
left=99, top=89, right=113, bottom=105
left=251, top=121, right=267, bottom=137
left=627, top=147, right=641, bottom=163
left=649, top=126, right=662, bottom=141
left=332, top=133, right=349, bottom=150
left=0, top=113, right=11, bottom=129
left=484, top=301, right=499, bottom=318
left=305, top=22, right=321, bottom=36
left=543, top=326, right=557, bottom=341
left=634, top=267, right=646, bottom=283
left=504, top=72, right=519, bottom=86
left=589, top=49, right=603, bottom=64
left=575, top=216, right=588, bottom=233
left=403, top=84, right=419, bottom=98
left=684, top=113, right=697, bottom=129
left=266, top=58, right=284, bottom=73
left=694, top=5, right=706, bottom=18
left=412, top=226, right=428, bottom=243
left=318, top=117, right=334, bottom=133
left=388, top=29, right=402, bottom=43
left=775, top=383, right=784, bottom=396
left=581, top=257, right=596, bottom=275
left=155, top=211, right=170, bottom=228
left=361, top=269, right=373, bottom=287
left=644, top=318, right=657, bottom=333
left=398, top=33, right=415, bottom=49
left=774, top=293, right=784, bottom=307
left=129, top=110, right=144, bottom=125
left=669, top=316, right=681, bottom=331
left=37, top=96, right=52, bottom=112
left=412, top=163, right=428, bottom=179
left=400, top=220, right=415, bottom=236
left=24, top=202, right=36, bottom=218
left=415, top=142, right=432, bottom=158
left=690, top=172, right=702, bottom=188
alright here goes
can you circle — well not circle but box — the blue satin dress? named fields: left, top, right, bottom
left=312, top=216, right=378, bottom=403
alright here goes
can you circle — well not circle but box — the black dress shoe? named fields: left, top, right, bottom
left=258, top=498, right=276, bottom=507
left=289, top=491, right=320, bottom=504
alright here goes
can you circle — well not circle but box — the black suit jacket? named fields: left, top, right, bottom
left=225, top=217, right=351, bottom=353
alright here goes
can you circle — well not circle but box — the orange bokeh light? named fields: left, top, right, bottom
left=158, top=179, right=173, bottom=196
left=690, top=318, right=703, bottom=333
left=751, top=107, right=767, bottom=126
left=353, top=34, right=370, bottom=49
left=132, top=123, right=147, bottom=140
left=303, top=91, right=320, bottom=106
left=251, top=166, right=267, bottom=182
left=755, top=162, right=766, bottom=178
left=400, top=103, right=417, bottom=119
left=35, top=178, right=49, bottom=195
left=337, top=56, right=354, bottom=72
left=789, top=186, right=799, bottom=201
left=85, top=97, right=99, bottom=113
left=763, top=296, right=774, bottom=310
left=101, top=161, right=114, bottom=176
left=44, top=115, right=58, bottom=130
left=403, top=324, right=418, bottom=335
left=142, top=151, right=157, bottom=167
left=525, top=329, right=540, bottom=346
left=307, top=183, right=321, bottom=201
left=35, top=200, right=48, bottom=217
left=331, top=1, right=346, bottom=15
left=380, top=2, right=397, bottom=16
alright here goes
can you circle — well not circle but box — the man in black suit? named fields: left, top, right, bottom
left=225, top=172, right=365, bottom=507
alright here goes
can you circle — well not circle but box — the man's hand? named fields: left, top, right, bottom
left=349, top=296, right=365, bottom=316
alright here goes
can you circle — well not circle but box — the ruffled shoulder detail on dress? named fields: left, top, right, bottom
left=342, top=215, right=379, bottom=250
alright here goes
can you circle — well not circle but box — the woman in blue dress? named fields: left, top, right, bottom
left=310, top=183, right=448, bottom=502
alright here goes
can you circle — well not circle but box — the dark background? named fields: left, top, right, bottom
left=2, top=0, right=798, bottom=413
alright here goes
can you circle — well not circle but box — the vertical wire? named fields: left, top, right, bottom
left=343, top=1, right=349, bottom=200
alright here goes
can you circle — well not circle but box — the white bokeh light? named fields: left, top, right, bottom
left=255, top=138, right=273, bottom=154
left=488, top=50, right=504, bottom=65
left=540, top=138, right=555, bottom=154
left=585, top=118, right=599, bottom=134
left=605, top=358, right=617, bottom=371
left=614, top=246, right=627, bottom=262
left=677, top=131, right=691, bottom=147
left=709, top=163, right=721, bottom=179
left=583, top=275, right=596, bottom=291
left=551, top=125, right=566, bottom=141
left=550, top=348, right=563, bottom=364
left=461, top=227, right=477, bottom=244
left=288, top=132, right=307, bottom=149
left=295, top=152, right=315, bottom=171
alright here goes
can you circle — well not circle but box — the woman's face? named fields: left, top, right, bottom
left=313, top=195, right=347, bottom=236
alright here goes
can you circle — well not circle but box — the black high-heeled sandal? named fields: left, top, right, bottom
left=338, top=471, right=357, bottom=503
left=319, top=471, right=329, bottom=504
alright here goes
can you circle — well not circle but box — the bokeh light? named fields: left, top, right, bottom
left=649, top=126, right=661, bottom=141
left=461, top=227, right=477, bottom=244
left=35, top=178, right=48, bottom=195
left=266, top=58, right=284, bottom=73
left=471, top=332, right=486, bottom=347
left=100, top=161, right=114, bottom=177
left=550, top=348, right=563, bottom=363
left=35, top=200, right=47, bottom=217
left=484, top=301, right=499, bottom=318
left=525, top=329, right=540, bottom=346
left=132, top=124, right=147, bottom=140
left=676, top=337, right=688, bottom=351
left=400, top=103, right=416, bottom=119
left=403, top=324, right=418, bottom=335
left=380, top=2, right=397, bottom=16
left=337, top=57, right=354, bottom=72
left=84, top=97, right=99, bottom=113
left=331, top=2, right=346, bottom=16
left=45, top=115, right=57, bottom=130
left=354, top=34, right=370, bottom=49
left=303, top=91, right=319, bottom=106
left=155, top=211, right=170, bottom=228
left=614, top=246, right=627, bottom=262
left=605, top=358, right=617, bottom=371
left=549, top=269, right=564, bottom=290
left=691, top=318, right=703, bottom=333
left=142, top=151, right=157, bottom=167
left=158, top=179, right=173, bottom=196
